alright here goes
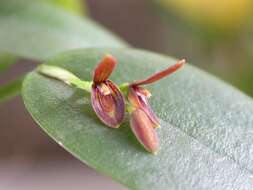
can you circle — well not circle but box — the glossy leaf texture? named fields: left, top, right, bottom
left=0, top=0, right=127, bottom=61
left=22, top=48, right=253, bottom=190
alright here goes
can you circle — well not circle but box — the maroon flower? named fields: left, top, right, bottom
left=128, top=59, right=186, bottom=153
left=91, top=55, right=125, bottom=128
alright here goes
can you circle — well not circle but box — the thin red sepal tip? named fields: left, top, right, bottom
left=132, top=59, right=186, bottom=86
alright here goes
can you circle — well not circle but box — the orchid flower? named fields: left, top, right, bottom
left=38, top=55, right=185, bottom=155
left=91, top=55, right=125, bottom=128
left=126, top=59, right=186, bottom=154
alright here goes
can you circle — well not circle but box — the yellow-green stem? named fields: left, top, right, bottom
left=37, top=65, right=92, bottom=92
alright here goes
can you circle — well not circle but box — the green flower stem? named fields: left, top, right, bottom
left=69, top=77, right=92, bottom=92
left=37, top=65, right=92, bottom=92
left=119, top=83, right=129, bottom=96
left=119, top=83, right=134, bottom=114
left=37, top=65, right=131, bottom=94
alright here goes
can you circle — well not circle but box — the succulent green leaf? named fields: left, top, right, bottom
left=22, top=48, right=253, bottom=190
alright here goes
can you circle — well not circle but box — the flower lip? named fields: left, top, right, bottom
left=128, top=86, right=160, bottom=127
left=91, top=80, right=125, bottom=128
left=93, top=54, right=117, bottom=84
left=131, top=59, right=186, bottom=86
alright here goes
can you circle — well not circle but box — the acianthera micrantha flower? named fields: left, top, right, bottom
left=91, top=55, right=125, bottom=128
left=126, top=59, right=186, bottom=154
left=38, top=55, right=185, bottom=154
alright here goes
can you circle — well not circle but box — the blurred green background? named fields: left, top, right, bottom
left=1, top=0, right=253, bottom=189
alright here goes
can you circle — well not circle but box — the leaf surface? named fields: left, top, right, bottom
left=22, top=48, right=253, bottom=190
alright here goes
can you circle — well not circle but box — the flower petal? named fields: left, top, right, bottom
left=91, top=80, right=125, bottom=128
left=93, top=54, right=117, bottom=83
left=132, top=59, right=186, bottom=86
left=130, top=109, right=159, bottom=154
left=128, top=86, right=160, bottom=127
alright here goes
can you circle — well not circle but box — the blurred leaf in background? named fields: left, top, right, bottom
left=0, top=0, right=126, bottom=61
left=153, top=0, right=253, bottom=96
left=0, top=53, right=17, bottom=73
left=0, top=77, right=23, bottom=103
